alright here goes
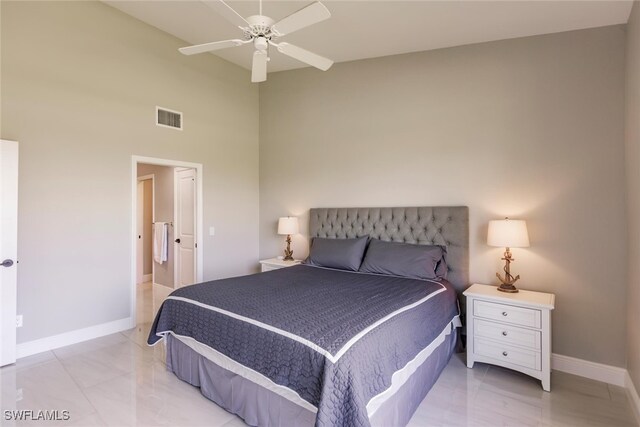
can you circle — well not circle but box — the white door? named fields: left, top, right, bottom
left=136, top=181, right=144, bottom=284
left=175, top=168, right=196, bottom=287
left=1, top=140, right=19, bottom=367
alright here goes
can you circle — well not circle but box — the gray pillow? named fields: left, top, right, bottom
left=435, top=255, right=448, bottom=279
left=306, top=236, right=369, bottom=271
left=359, top=239, right=447, bottom=280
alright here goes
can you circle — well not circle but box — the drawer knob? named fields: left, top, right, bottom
left=502, top=351, right=508, bottom=357
left=502, top=311, right=508, bottom=316
left=502, top=331, right=508, bottom=336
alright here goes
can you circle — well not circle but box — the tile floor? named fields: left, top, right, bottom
left=0, top=283, right=637, bottom=426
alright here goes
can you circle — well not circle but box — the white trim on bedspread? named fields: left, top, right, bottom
left=161, top=281, right=446, bottom=364
left=366, top=317, right=459, bottom=417
left=162, top=317, right=460, bottom=421
left=167, top=331, right=319, bottom=413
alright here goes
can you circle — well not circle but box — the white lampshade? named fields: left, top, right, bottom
left=487, top=218, right=530, bottom=248
left=278, top=217, right=299, bottom=235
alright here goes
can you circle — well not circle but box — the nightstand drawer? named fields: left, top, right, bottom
left=474, top=319, right=541, bottom=350
left=474, top=338, right=541, bottom=370
left=474, top=300, right=541, bottom=329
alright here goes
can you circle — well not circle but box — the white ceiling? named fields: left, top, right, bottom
left=105, top=1, right=634, bottom=73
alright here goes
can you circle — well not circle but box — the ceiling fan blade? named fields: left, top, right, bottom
left=276, top=42, right=333, bottom=71
left=252, top=50, right=268, bottom=83
left=271, top=2, right=330, bottom=36
left=203, top=0, right=250, bottom=29
left=179, top=39, right=245, bottom=55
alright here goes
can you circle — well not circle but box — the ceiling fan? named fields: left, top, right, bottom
left=179, top=0, right=334, bottom=83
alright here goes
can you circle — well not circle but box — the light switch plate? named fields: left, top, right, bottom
left=209, top=226, right=215, bottom=236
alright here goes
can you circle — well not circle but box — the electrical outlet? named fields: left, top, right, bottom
left=16, top=315, right=23, bottom=328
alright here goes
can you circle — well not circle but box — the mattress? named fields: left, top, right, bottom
left=149, top=264, right=460, bottom=427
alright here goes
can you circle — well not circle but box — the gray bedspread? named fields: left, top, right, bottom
left=148, top=264, right=459, bottom=427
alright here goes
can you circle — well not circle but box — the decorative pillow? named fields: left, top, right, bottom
left=305, top=236, right=369, bottom=271
left=359, top=239, right=447, bottom=280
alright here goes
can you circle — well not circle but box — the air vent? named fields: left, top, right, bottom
left=156, top=106, right=183, bottom=130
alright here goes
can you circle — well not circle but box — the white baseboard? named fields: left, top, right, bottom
left=136, top=274, right=152, bottom=284
left=16, top=317, right=133, bottom=359
left=552, top=353, right=626, bottom=387
left=626, top=372, right=640, bottom=425
left=11, top=322, right=635, bottom=398
left=153, top=281, right=172, bottom=288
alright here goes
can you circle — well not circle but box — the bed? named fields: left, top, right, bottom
left=148, top=206, right=469, bottom=427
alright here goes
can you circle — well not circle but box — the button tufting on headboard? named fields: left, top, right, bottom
left=309, top=207, right=469, bottom=292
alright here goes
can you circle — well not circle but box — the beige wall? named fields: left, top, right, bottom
left=626, top=1, right=640, bottom=390
left=260, top=26, right=628, bottom=366
left=137, top=164, right=176, bottom=288
left=1, top=1, right=259, bottom=343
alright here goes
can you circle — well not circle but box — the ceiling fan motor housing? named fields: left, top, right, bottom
left=245, top=15, right=275, bottom=38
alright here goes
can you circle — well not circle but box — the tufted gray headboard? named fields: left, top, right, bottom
left=309, top=207, right=469, bottom=292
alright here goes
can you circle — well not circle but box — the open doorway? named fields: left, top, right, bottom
left=130, top=156, right=203, bottom=329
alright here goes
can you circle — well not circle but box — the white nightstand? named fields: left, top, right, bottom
left=259, top=258, right=302, bottom=272
left=464, top=283, right=555, bottom=391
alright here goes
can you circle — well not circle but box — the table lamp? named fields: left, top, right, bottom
left=278, top=216, right=299, bottom=261
left=487, top=217, right=530, bottom=293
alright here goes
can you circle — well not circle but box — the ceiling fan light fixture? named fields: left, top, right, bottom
left=254, top=36, right=268, bottom=51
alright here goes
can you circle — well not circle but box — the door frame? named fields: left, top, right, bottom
left=137, top=174, right=155, bottom=285
left=130, top=156, right=203, bottom=327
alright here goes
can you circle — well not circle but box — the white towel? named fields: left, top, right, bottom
left=153, top=222, right=168, bottom=264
